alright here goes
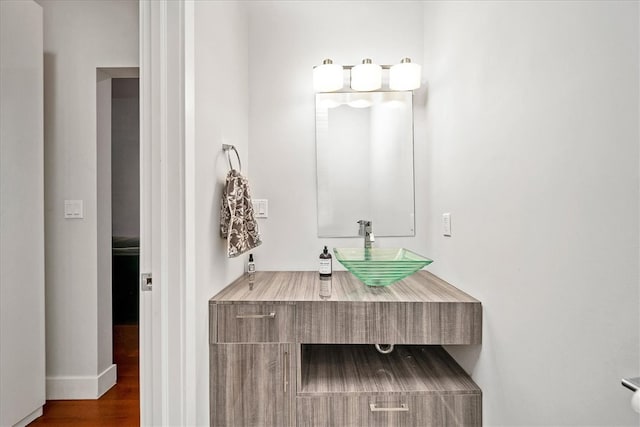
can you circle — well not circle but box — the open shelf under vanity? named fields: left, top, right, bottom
left=299, top=344, right=480, bottom=395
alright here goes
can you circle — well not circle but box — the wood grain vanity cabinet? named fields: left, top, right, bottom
left=211, top=343, right=295, bottom=426
left=210, top=271, right=482, bottom=426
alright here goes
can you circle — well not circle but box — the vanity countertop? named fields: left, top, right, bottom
left=211, top=270, right=479, bottom=304
left=210, top=270, right=482, bottom=345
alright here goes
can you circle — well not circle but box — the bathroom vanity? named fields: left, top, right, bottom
left=209, top=271, right=482, bottom=426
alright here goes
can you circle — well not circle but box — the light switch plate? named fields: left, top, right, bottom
left=64, top=200, right=84, bottom=219
left=252, top=199, right=268, bottom=218
left=443, top=213, right=451, bottom=236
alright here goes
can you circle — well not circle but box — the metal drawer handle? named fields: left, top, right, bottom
left=369, top=403, right=409, bottom=412
left=283, top=350, right=289, bottom=393
left=235, top=312, right=276, bottom=319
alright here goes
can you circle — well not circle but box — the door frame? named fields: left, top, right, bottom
left=139, top=1, right=197, bottom=425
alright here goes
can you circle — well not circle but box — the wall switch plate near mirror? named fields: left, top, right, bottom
left=315, top=91, right=415, bottom=237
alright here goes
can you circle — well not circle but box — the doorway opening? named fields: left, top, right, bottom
left=111, top=77, right=140, bottom=327
left=110, top=76, right=140, bottom=415
left=98, top=68, right=140, bottom=422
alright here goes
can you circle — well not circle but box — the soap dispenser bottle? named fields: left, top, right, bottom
left=247, top=253, right=255, bottom=285
left=319, top=246, right=332, bottom=278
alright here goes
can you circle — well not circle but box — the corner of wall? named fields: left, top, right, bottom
left=46, top=364, right=116, bottom=400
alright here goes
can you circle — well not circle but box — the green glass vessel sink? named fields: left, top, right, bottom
left=333, top=247, right=434, bottom=287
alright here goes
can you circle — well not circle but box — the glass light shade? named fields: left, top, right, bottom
left=313, top=60, right=343, bottom=92
left=351, top=59, right=382, bottom=91
left=389, top=59, right=422, bottom=90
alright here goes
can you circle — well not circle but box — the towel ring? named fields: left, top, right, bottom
left=222, top=144, right=242, bottom=172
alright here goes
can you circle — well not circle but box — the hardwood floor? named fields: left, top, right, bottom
left=31, top=325, right=140, bottom=426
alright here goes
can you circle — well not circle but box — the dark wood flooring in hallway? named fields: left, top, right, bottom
left=30, top=325, right=140, bottom=426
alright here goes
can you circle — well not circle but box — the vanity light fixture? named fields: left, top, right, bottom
left=313, top=57, right=421, bottom=92
left=389, top=57, right=422, bottom=91
left=313, top=58, right=344, bottom=92
left=350, top=58, right=382, bottom=91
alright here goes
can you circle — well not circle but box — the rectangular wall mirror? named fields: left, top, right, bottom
left=316, top=91, right=415, bottom=237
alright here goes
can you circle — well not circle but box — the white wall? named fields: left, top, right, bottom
left=0, top=1, right=45, bottom=424
left=193, top=1, right=249, bottom=424
left=247, top=1, right=426, bottom=270
left=422, top=1, right=639, bottom=425
left=37, top=0, right=138, bottom=398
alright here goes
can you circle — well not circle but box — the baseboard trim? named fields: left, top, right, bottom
left=97, top=363, right=117, bottom=397
left=46, top=364, right=117, bottom=400
left=13, top=407, right=43, bottom=427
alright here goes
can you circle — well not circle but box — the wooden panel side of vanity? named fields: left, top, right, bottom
left=296, top=301, right=482, bottom=345
left=211, top=343, right=295, bottom=427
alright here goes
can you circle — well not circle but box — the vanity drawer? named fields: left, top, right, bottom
left=296, top=393, right=481, bottom=427
left=296, top=302, right=482, bottom=345
left=216, top=303, right=295, bottom=343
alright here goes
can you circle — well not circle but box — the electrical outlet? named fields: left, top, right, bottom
left=252, top=199, right=268, bottom=218
left=443, top=213, right=451, bottom=236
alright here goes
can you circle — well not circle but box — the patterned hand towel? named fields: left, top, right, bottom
left=220, top=169, right=262, bottom=257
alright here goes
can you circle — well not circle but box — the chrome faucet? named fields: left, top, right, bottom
left=357, top=220, right=375, bottom=249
